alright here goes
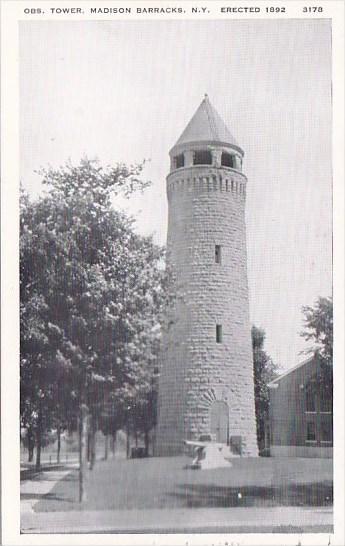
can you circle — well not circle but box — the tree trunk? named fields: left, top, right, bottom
left=87, top=432, right=91, bottom=463
left=57, top=424, right=61, bottom=464
left=35, top=431, right=41, bottom=470
left=27, top=427, right=34, bottom=462
left=28, top=444, right=34, bottom=463
left=35, top=403, right=42, bottom=471
left=126, top=423, right=130, bottom=459
left=135, top=429, right=138, bottom=448
left=104, top=434, right=108, bottom=460
left=79, top=404, right=89, bottom=502
left=144, top=429, right=149, bottom=457
left=89, top=414, right=96, bottom=470
left=110, top=431, right=116, bottom=458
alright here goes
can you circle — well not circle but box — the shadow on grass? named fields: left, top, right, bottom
left=31, top=457, right=334, bottom=513
left=21, top=465, right=72, bottom=481
left=168, top=482, right=333, bottom=508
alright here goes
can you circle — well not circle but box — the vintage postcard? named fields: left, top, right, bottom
left=1, top=0, right=344, bottom=545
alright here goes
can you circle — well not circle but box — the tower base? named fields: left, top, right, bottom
left=154, top=431, right=258, bottom=458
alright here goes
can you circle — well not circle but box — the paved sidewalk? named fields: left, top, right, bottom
left=21, top=465, right=77, bottom=514
left=21, top=506, right=333, bottom=534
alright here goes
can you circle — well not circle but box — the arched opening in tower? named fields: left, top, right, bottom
left=210, top=400, right=229, bottom=444
left=193, top=150, right=212, bottom=165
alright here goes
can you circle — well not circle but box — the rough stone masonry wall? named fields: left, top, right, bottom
left=155, top=165, right=258, bottom=456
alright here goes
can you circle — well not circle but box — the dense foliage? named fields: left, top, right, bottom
left=300, top=296, right=333, bottom=398
left=301, top=296, right=333, bottom=365
left=20, top=158, right=169, bottom=477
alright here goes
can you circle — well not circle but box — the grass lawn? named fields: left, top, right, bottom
left=33, top=455, right=333, bottom=512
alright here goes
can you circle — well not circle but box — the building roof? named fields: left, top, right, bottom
left=267, top=355, right=316, bottom=388
left=172, top=95, right=241, bottom=152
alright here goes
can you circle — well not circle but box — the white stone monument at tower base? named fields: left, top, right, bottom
left=155, top=96, right=258, bottom=457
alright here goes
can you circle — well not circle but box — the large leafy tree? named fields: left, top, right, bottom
left=300, top=296, right=333, bottom=397
left=301, top=296, right=333, bottom=365
left=20, top=158, right=168, bottom=496
left=252, top=325, right=278, bottom=453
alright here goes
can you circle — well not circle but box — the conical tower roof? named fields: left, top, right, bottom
left=171, top=95, right=242, bottom=153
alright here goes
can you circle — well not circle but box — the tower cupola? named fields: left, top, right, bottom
left=170, top=95, right=243, bottom=173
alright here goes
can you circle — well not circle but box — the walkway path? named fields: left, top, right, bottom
left=21, top=506, right=333, bottom=533
left=21, top=464, right=77, bottom=514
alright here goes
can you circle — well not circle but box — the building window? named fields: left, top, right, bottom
left=305, top=382, right=316, bottom=412
left=221, top=152, right=235, bottom=168
left=320, top=383, right=333, bottom=413
left=173, top=154, right=185, bottom=169
left=321, top=419, right=333, bottom=442
left=215, top=245, right=222, bottom=264
left=306, top=421, right=316, bottom=441
left=193, top=150, right=212, bottom=165
left=216, top=324, right=222, bottom=343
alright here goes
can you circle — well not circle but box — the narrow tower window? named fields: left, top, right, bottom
left=193, top=150, right=212, bottom=165
left=215, top=245, right=222, bottom=264
left=221, top=152, right=235, bottom=168
left=173, top=154, right=185, bottom=169
left=216, top=324, right=223, bottom=343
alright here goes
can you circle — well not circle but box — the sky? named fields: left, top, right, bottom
left=20, top=19, right=332, bottom=371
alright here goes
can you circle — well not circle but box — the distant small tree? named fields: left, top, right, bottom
left=252, top=326, right=278, bottom=453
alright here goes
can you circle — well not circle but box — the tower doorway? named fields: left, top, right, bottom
left=210, top=400, right=229, bottom=444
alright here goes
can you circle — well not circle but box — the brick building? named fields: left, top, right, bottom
left=155, top=96, right=258, bottom=456
left=268, top=355, right=333, bottom=458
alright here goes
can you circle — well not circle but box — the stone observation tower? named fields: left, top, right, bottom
left=155, top=95, right=258, bottom=457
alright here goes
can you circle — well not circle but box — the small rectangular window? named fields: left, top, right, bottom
left=174, top=154, right=184, bottom=169
left=216, top=324, right=222, bottom=343
left=306, top=421, right=316, bottom=441
left=215, top=245, right=222, bottom=264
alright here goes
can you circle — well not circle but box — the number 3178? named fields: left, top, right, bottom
left=303, top=6, right=323, bottom=12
